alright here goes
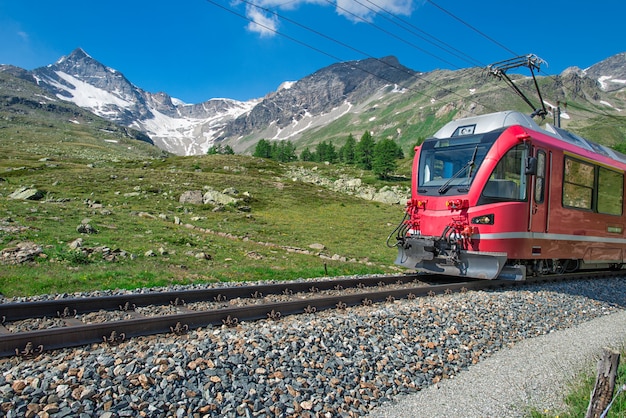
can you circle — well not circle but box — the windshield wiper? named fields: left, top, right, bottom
left=438, top=146, right=479, bottom=194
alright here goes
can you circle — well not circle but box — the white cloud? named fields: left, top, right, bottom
left=243, top=0, right=415, bottom=36
left=246, top=6, right=280, bottom=36
left=336, top=0, right=415, bottom=21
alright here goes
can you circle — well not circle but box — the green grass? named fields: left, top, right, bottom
left=0, top=148, right=409, bottom=297
left=529, top=349, right=626, bottom=417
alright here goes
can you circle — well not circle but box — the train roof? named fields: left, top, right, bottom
left=433, top=110, right=626, bottom=166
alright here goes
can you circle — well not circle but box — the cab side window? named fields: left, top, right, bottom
left=534, top=151, right=546, bottom=204
left=483, top=144, right=526, bottom=200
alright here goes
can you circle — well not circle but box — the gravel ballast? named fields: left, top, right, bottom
left=370, top=308, right=626, bottom=417
left=1, top=277, right=625, bottom=417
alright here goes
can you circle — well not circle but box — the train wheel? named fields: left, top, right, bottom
left=562, top=259, right=580, bottom=273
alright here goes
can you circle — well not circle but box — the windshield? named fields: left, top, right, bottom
left=418, top=130, right=501, bottom=194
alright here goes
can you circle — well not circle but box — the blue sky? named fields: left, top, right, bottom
left=1, top=0, right=624, bottom=104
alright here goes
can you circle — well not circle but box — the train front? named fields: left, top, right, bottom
left=392, top=112, right=536, bottom=280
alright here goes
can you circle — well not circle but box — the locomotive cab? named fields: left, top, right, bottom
left=393, top=111, right=543, bottom=280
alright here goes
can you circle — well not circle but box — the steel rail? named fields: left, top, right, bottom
left=1, top=270, right=619, bottom=358
left=0, top=274, right=429, bottom=322
left=0, top=278, right=495, bottom=358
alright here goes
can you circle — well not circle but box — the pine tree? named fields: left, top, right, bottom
left=300, top=147, right=313, bottom=161
left=315, top=140, right=338, bottom=163
left=355, top=131, right=375, bottom=170
left=274, top=141, right=297, bottom=162
left=340, top=133, right=356, bottom=164
left=372, top=138, right=401, bottom=179
left=253, top=139, right=272, bottom=159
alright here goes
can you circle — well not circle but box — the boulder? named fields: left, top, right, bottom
left=203, top=189, right=238, bottom=206
left=179, top=190, right=203, bottom=205
left=9, top=187, right=45, bottom=201
left=0, top=242, right=43, bottom=264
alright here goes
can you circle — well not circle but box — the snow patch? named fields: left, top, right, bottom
left=50, top=71, right=134, bottom=112
left=278, top=81, right=296, bottom=91
left=600, top=100, right=623, bottom=112
left=34, top=93, right=56, bottom=102
left=597, top=76, right=626, bottom=90
left=171, top=97, right=187, bottom=106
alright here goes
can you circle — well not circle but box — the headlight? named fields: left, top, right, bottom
left=471, top=214, right=494, bottom=225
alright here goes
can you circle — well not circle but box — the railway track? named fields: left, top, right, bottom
left=0, top=270, right=618, bottom=358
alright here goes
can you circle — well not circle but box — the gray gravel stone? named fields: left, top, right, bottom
left=370, top=308, right=626, bottom=417
left=0, top=277, right=625, bottom=417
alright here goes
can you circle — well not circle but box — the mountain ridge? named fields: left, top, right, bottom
left=5, top=49, right=626, bottom=155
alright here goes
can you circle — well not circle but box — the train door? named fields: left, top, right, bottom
left=529, top=149, right=550, bottom=233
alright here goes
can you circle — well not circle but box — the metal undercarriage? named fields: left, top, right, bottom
left=395, top=236, right=526, bottom=280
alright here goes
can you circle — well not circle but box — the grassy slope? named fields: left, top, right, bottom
left=0, top=147, right=409, bottom=296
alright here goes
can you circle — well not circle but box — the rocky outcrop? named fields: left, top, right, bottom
left=179, top=187, right=251, bottom=208
left=286, top=166, right=409, bottom=204
left=584, top=52, right=626, bottom=92
left=8, top=187, right=45, bottom=201
left=0, top=242, right=43, bottom=264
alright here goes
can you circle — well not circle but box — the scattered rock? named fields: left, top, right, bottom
left=76, top=223, right=97, bottom=234
left=203, top=189, right=238, bottom=206
left=0, top=242, right=43, bottom=264
left=179, top=190, right=203, bottom=205
left=8, top=187, right=45, bottom=201
left=68, top=238, right=83, bottom=250
left=309, top=243, right=326, bottom=251
left=137, top=212, right=157, bottom=220
left=222, top=187, right=239, bottom=196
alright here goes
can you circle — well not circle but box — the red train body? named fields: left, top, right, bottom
left=394, top=110, right=626, bottom=280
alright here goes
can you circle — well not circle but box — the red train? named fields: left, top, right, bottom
left=392, top=110, right=626, bottom=280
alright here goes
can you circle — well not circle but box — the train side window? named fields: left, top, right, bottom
left=483, top=144, right=526, bottom=200
left=534, top=151, right=546, bottom=204
left=597, top=167, right=623, bottom=215
left=563, top=157, right=594, bottom=210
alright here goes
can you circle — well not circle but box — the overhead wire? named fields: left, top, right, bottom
left=207, top=0, right=501, bottom=113
left=358, top=0, right=485, bottom=68
left=425, top=0, right=518, bottom=57
left=322, top=0, right=462, bottom=69
left=206, top=0, right=620, bottom=127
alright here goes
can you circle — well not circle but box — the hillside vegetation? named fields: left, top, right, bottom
left=0, top=107, right=409, bottom=296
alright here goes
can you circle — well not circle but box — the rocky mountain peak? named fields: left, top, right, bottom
left=56, top=47, right=91, bottom=65
left=583, top=51, right=626, bottom=91
left=216, top=56, right=417, bottom=145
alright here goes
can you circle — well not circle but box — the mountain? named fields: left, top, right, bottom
left=0, top=64, right=168, bottom=162
left=215, top=56, right=417, bottom=152
left=6, top=49, right=626, bottom=155
left=30, top=48, right=256, bottom=155
left=583, top=52, right=626, bottom=92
